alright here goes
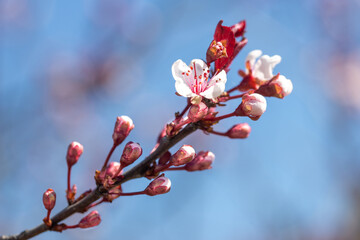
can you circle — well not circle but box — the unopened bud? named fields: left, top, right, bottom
left=78, top=210, right=101, bottom=229
left=98, top=162, right=122, bottom=182
left=43, top=189, right=56, bottom=211
left=206, top=40, right=228, bottom=64
left=170, top=145, right=195, bottom=166
left=256, top=75, right=293, bottom=99
left=145, top=176, right=171, bottom=196
left=120, top=142, right=142, bottom=167
left=235, top=93, right=267, bottom=118
left=66, top=142, right=83, bottom=167
left=112, top=116, right=134, bottom=146
left=185, top=151, right=215, bottom=171
left=271, top=75, right=293, bottom=98
left=226, top=123, right=251, bottom=139
left=188, top=102, right=208, bottom=122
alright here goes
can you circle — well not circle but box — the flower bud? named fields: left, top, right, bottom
left=120, top=142, right=142, bottom=167
left=256, top=75, right=293, bottom=99
left=235, top=93, right=267, bottom=118
left=43, top=189, right=56, bottom=211
left=226, top=123, right=251, bottom=139
left=78, top=210, right=101, bottom=229
left=66, top=142, right=83, bottom=167
left=206, top=40, right=228, bottom=64
left=98, top=162, right=122, bottom=182
left=170, top=145, right=196, bottom=166
left=145, top=176, right=171, bottom=196
left=185, top=151, right=215, bottom=171
left=188, top=102, right=208, bottom=122
left=112, top=116, right=134, bottom=146
left=271, top=75, right=293, bottom=98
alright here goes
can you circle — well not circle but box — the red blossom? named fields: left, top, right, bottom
left=213, top=20, right=247, bottom=72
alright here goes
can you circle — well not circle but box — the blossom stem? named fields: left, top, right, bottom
left=154, top=162, right=173, bottom=174
left=45, top=210, right=51, bottom=223
left=101, top=145, right=117, bottom=172
left=119, top=191, right=146, bottom=196
left=226, top=85, right=239, bottom=94
left=87, top=199, right=105, bottom=209
left=114, top=166, right=125, bottom=179
left=178, top=101, right=191, bottom=119
left=209, top=112, right=236, bottom=122
left=67, top=166, right=71, bottom=197
left=166, top=166, right=186, bottom=171
left=226, top=93, right=245, bottom=100
left=173, top=119, right=192, bottom=132
left=207, top=129, right=227, bottom=136
left=63, top=224, right=79, bottom=229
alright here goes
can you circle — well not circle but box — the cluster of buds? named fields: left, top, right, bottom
left=145, top=144, right=215, bottom=179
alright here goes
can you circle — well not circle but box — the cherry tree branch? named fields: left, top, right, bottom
left=0, top=123, right=199, bottom=240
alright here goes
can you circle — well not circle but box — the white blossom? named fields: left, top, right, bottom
left=172, top=59, right=227, bottom=100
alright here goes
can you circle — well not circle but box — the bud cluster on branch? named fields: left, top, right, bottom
left=0, top=19, right=292, bottom=240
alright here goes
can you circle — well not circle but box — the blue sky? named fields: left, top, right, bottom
left=1, top=0, right=360, bottom=239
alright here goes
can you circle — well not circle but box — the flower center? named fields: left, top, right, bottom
left=181, top=64, right=211, bottom=95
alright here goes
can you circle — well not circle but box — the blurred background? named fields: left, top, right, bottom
left=1, top=0, right=360, bottom=239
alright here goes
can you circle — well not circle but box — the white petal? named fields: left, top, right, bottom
left=253, top=55, right=281, bottom=80
left=172, top=59, right=191, bottom=83
left=190, top=59, right=208, bottom=77
left=246, top=50, right=262, bottom=69
left=243, top=93, right=267, bottom=117
left=276, top=75, right=293, bottom=97
left=175, top=80, right=197, bottom=98
left=200, top=70, right=227, bottom=99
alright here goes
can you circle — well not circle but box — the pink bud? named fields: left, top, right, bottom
left=188, top=102, right=208, bottom=122
left=170, top=145, right=196, bottom=166
left=120, top=142, right=142, bottom=167
left=112, top=116, right=134, bottom=146
left=145, top=176, right=171, bottom=196
left=226, top=123, right=251, bottom=139
left=66, top=142, right=83, bottom=167
left=235, top=93, right=267, bottom=118
left=43, top=189, right=56, bottom=211
left=78, top=210, right=101, bottom=229
left=185, top=151, right=215, bottom=171
left=98, top=162, right=122, bottom=182
left=206, top=40, right=228, bottom=64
